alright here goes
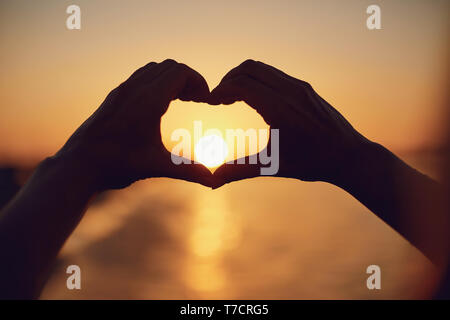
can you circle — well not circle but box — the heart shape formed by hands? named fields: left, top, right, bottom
left=59, top=59, right=367, bottom=191
left=187, top=59, right=365, bottom=189
left=161, top=100, right=269, bottom=171
left=7, top=59, right=438, bottom=301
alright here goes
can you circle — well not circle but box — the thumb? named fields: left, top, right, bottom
left=163, top=153, right=216, bottom=188
left=212, top=154, right=262, bottom=189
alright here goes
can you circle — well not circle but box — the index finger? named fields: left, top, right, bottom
left=150, top=62, right=210, bottom=104
left=219, top=59, right=309, bottom=97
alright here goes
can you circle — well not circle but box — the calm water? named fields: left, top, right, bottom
left=40, top=153, right=442, bottom=299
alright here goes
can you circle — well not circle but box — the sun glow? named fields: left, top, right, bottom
left=194, top=135, right=229, bottom=168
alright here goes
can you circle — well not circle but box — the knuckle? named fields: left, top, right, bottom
left=144, top=61, right=156, bottom=67
left=175, top=62, right=189, bottom=73
left=110, top=86, right=122, bottom=96
left=240, top=59, right=257, bottom=70
left=129, top=67, right=145, bottom=78
left=161, top=58, right=177, bottom=65
left=300, top=80, right=313, bottom=90
left=115, top=82, right=129, bottom=94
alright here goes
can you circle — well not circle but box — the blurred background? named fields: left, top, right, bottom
left=0, top=0, right=449, bottom=299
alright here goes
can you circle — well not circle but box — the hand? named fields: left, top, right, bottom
left=54, top=59, right=215, bottom=190
left=209, top=59, right=370, bottom=187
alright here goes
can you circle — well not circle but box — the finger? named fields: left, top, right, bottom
left=126, top=62, right=156, bottom=81
left=150, top=63, right=210, bottom=104
left=219, top=59, right=309, bottom=97
left=162, top=154, right=216, bottom=188
left=177, top=66, right=210, bottom=103
left=212, top=155, right=262, bottom=189
left=122, top=59, right=178, bottom=90
left=208, top=74, right=287, bottom=126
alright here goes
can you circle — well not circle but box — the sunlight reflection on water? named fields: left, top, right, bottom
left=185, top=190, right=241, bottom=295
left=40, top=153, right=440, bottom=299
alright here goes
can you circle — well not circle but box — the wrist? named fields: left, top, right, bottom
left=326, top=139, right=393, bottom=189
left=41, top=151, right=101, bottom=196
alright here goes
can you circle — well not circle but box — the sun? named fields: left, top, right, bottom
left=194, top=134, right=229, bottom=168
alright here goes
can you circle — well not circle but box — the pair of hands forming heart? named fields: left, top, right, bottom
left=56, top=59, right=369, bottom=191
left=2, top=59, right=445, bottom=300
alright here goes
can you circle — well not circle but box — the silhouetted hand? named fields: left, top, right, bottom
left=208, top=60, right=449, bottom=270
left=209, top=59, right=369, bottom=187
left=1, top=59, right=447, bottom=300
left=55, top=59, right=214, bottom=190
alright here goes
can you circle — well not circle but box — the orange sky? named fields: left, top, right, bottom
left=0, top=0, right=449, bottom=163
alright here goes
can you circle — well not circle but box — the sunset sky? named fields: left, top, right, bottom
left=1, top=0, right=449, bottom=300
left=0, top=0, right=449, bottom=163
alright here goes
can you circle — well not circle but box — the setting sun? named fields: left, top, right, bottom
left=194, top=135, right=229, bottom=168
